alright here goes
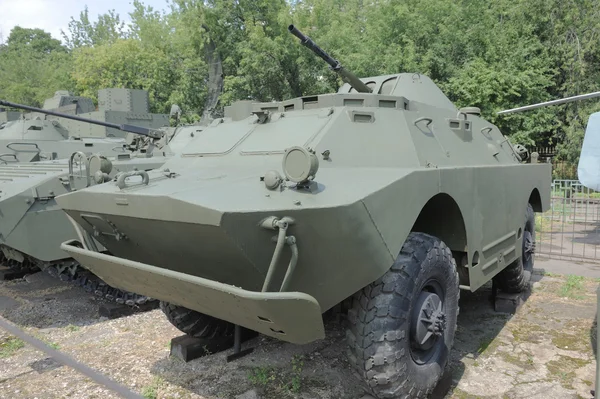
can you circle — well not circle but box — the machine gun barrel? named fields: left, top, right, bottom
left=288, top=25, right=372, bottom=93
left=0, top=99, right=163, bottom=139
left=497, top=91, right=600, bottom=115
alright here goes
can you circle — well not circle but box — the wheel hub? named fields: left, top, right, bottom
left=411, top=291, right=446, bottom=351
left=523, top=230, right=535, bottom=262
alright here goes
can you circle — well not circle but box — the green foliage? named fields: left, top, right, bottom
left=61, top=6, right=128, bottom=49
left=559, top=275, right=586, bottom=299
left=2, top=0, right=600, bottom=162
left=0, top=336, right=25, bottom=358
left=5, top=26, right=65, bottom=54
left=141, top=376, right=165, bottom=399
left=0, top=27, right=73, bottom=107
left=246, top=355, right=305, bottom=395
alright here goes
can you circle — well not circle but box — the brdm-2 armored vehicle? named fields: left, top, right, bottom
left=0, top=98, right=199, bottom=304
left=54, top=26, right=551, bottom=397
left=0, top=89, right=169, bottom=162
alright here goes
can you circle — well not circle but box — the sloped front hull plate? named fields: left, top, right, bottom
left=61, top=240, right=325, bottom=344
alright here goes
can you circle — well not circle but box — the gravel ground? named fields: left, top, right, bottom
left=0, top=269, right=598, bottom=399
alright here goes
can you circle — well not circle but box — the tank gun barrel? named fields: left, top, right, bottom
left=497, top=91, right=600, bottom=115
left=288, top=25, right=372, bottom=94
left=0, top=99, right=163, bottom=139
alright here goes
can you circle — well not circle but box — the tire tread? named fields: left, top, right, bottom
left=160, top=301, right=235, bottom=339
left=347, top=232, right=460, bottom=399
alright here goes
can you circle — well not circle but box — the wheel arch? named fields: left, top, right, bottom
left=409, top=193, right=470, bottom=285
left=410, top=193, right=468, bottom=255
left=529, top=187, right=543, bottom=212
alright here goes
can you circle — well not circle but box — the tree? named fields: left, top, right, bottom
left=0, top=27, right=73, bottom=106
left=5, top=26, right=66, bottom=54
left=61, top=6, right=128, bottom=49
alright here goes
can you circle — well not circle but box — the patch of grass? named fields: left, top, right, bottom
left=247, top=355, right=306, bottom=396
left=542, top=271, right=561, bottom=278
left=248, top=366, right=277, bottom=387
left=65, top=324, right=80, bottom=332
left=511, top=323, right=545, bottom=344
left=535, top=214, right=556, bottom=233
left=477, top=338, right=492, bottom=353
left=141, top=376, right=165, bottom=399
left=547, top=355, right=589, bottom=389
left=498, top=350, right=536, bottom=370
left=141, top=385, right=157, bottom=399
left=0, top=336, right=25, bottom=358
left=47, top=341, right=60, bottom=350
left=477, top=336, right=498, bottom=354
left=289, top=354, right=304, bottom=393
left=549, top=320, right=594, bottom=352
left=559, top=275, right=586, bottom=299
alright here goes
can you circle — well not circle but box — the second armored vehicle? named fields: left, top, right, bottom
left=53, top=26, right=551, bottom=398
left=0, top=89, right=169, bottom=162
left=0, top=97, right=200, bottom=304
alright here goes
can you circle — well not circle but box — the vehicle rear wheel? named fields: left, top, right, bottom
left=493, top=203, right=535, bottom=293
left=346, top=232, right=460, bottom=399
left=160, top=301, right=235, bottom=339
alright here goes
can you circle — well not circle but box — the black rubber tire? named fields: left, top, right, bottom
left=493, top=203, right=535, bottom=294
left=346, top=232, right=460, bottom=399
left=160, top=301, right=235, bottom=339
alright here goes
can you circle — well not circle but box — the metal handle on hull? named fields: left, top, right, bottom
left=69, top=151, right=91, bottom=189
left=6, top=142, right=41, bottom=153
left=414, top=117, right=433, bottom=128
left=116, top=170, right=150, bottom=189
left=0, top=154, right=18, bottom=164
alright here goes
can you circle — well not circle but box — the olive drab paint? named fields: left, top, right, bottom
left=0, top=96, right=200, bottom=303
left=0, top=89, right=170, bottom=162
left=54, top=25, right=551, bottom=348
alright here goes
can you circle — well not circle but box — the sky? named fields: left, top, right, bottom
left=0, top=0, right=171, bottom=43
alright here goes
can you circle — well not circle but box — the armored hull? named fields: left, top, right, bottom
left=0, top=121, right=200, bottom=306
left=57, top=73, right=551, bottom=344
left=0, top=155, right=167, bottom=265
left=0, top=120, right=199, bottom=265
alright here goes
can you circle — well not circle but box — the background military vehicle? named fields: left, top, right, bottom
left=0, top=89, right=169, bottom=162
left=0, top=106, right=21, bottom=124
left=0, top=98, right=200, bottom=305
left=52, top=26, right=551, bottom=398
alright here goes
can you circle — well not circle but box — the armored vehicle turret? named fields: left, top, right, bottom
left=0, top=89, right=169, bottom=162
left=54, top=26, right=551, bottom=398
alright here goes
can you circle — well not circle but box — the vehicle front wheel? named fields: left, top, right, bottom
left=346, top=232, right=460, bottom=398
left=160, top=301, right=235, bottom=339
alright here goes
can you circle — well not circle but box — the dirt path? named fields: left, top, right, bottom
left=0, top=270, right=597, bottom=399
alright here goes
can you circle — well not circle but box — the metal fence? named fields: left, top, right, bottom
left=536, top=179, right=600, bottom=263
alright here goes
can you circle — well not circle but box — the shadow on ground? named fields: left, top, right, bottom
left=0, top=270, right=148, bottom=329
left=147, top=279, right=526, bottom=399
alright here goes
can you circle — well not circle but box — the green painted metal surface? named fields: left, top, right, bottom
left=61, top=240, right=325, bottom=344
left=0, top=89, right=169, bottom=161
left=52, top=30, right=551, bottom=344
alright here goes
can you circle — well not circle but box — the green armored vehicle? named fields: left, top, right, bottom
left=53, top=26, right=551, bottom=397
left=0, top=98, right=199, bottom=304
left=0, top=89, right=169, bottom=162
